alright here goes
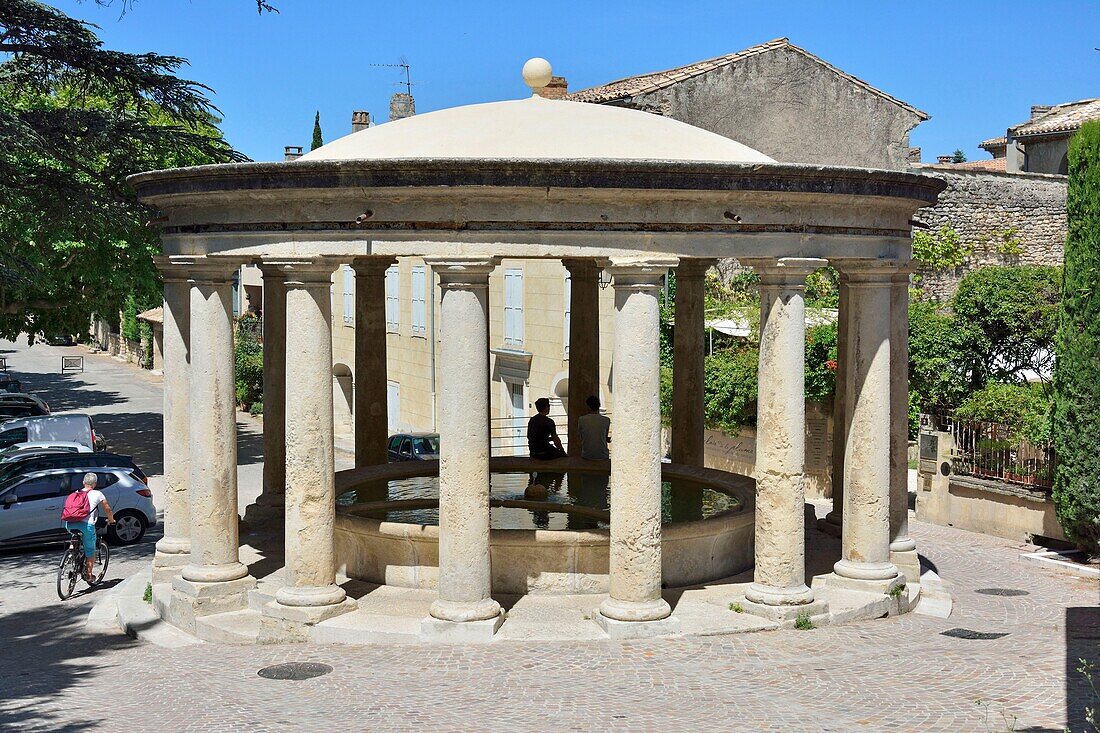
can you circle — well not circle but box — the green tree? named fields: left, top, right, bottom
left=951, top=265, right=1061, bottom=391
left=907, top=295, right=968, bottom=434
left=0, top=0, right=241, bottom=340
left=1052, top=120, right=1100, bottom=556
left=311, top=110, right=323, bottom=150
left=952, top=149, right=967, bottom=163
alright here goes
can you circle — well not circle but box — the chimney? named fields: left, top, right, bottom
left=351, top=110, right=371, bottom=133
left=389, top=92, right=415, bottom=122
left=1031, top=105, right=1052, bottom=119
left=283, top=145, right=304, bottom=161
left=907, top=147, right=922, bottom=164
left=536, top=76, right=569, bottom=100
left=936, top=155, right=953, bottom=165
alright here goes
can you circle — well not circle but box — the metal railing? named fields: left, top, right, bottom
left=923, top=412, right=1054, bottom=491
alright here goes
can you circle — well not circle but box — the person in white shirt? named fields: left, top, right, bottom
left=63, top=473, right=115, bottom=579
left=577, top=395, right=611, bottom=460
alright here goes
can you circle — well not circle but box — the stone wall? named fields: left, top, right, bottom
left=912, top=168, right=1067, bottom=301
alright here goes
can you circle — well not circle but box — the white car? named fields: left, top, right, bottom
left=0, top=442, right=93, bottom=465
left=0, top=414, right=105, bottom=452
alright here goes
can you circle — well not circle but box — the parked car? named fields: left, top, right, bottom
left=387, top=433, right=440, bottom=462
left=0, top=465, right=156, bottom=546
left=0, top=376, right=23, bottom=394
left=0, top=442, right=94, bottom=466
left=0, top=451, right=143, bottom=490
left=0, top=414, right=103, bottom=452
left=0, top=393, right=50, bottom=421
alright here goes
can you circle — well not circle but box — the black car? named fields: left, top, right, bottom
left=0, top=394, right=50, bottom=421
left=0, top=377, right=22, bottom=394
left=0, top=451, right=146, bottom=493
left=387, top=433, right=440, bottom=462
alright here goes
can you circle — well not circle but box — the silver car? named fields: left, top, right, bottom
left=0, top=465, right=157, bottom=547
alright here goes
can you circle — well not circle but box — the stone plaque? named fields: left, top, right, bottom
left=919, top=433, right=938, bottom=461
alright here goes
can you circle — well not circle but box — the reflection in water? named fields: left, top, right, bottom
left=336, top=472, right=739, bottom=531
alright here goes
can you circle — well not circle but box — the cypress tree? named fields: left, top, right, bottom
left=311, top=110, right=323, bottom=150
left=1052, top=119, right=1100, bottom=557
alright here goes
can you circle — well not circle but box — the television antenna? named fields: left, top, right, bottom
left=370, top=58, right=413, bottom=95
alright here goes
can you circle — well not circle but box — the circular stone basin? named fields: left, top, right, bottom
left=334, top=457, right=755, bottom=595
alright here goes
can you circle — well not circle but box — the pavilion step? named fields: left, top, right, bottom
left=195, top=608, right=262, bottom=644
left=310, top=609, right=423, bottom=645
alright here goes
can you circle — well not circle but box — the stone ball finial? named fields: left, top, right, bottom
left=522, top=57, right=553, bottom=94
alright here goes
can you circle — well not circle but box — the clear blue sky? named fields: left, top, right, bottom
left=49, top=0, right=1100, bottom=163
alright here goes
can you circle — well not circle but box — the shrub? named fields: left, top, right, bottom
left=804, top=321, right=838, bottom=404
left=956, top=382, right=1052, bottom=446
left=249, top=401, right=263, bottom=416
left=1052, top=120, right=1100, bottom=556
left=794, top=611, right=814, bottom=630
left=121, top=293, right=141, bottom=342
left=908, top=295, right=968, bottom=429
left=703, top=347, right=759, bottom=433
left=913, top=225, right=970, bottom=270
left=234, top=326, right=263, bottom=408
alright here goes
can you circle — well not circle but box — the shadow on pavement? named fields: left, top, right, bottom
left=86, top=410, right=163, bottom=476
left=1066, top=605, right=1100, bottom=731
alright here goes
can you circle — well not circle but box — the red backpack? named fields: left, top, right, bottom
left=61, top=488, right=91, bottom=522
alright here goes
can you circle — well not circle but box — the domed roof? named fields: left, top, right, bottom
left=299, top=59, right=773, bottom=164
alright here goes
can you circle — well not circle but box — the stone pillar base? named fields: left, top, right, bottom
left=817, top=514, right=842, bottom=538
left=827, top=570, right=904, bottom=596
left=420, top=614, right=503, bottom=643
left=242, top=498, right=284, bottom=529
left=598, top=596, right=672, bottom=623
left=166, top=574, right=256, bottom=635
left=890, top=548, right=921, bottom=584
left=594, top=612, right=681, bottom=640
left=739, top=597, right=829, bottom=624
left=259, top=598, right=358, bottom=643
left=151, top=551, right=189, bottom=585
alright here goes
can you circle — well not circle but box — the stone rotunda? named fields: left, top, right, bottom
left=129, top=59, right=945, bottom=643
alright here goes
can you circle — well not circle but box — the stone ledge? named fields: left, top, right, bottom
left=594, top=613, right=681, bottom=640
left=420, top=615, right=504, bottom=643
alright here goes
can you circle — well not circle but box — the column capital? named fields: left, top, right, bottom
left=675, top=258, right=718, bottom=278
left=561, top=257, right=603, bottom=276
left=153, top=255, right=200, bottom=282
left=607, top=257, right=678, bottom=291
left=350, top=256, right=397, bottom=275
left=742, top=257, right=827, bottom=284
left=423, top=257, right=499, bottom=289
left=185, top=256, right=247, bottom=284
left=259, top=256, right=340, bottom=286
left=832, top=259, right=907, bottom=285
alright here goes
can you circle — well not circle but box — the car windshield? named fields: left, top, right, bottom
left=413, top=436, right=439, bottom=454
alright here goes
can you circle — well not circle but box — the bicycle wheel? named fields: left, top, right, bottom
left=56, top=548, right=79, bottom=600
left=89, top=540, right=110, bottom=586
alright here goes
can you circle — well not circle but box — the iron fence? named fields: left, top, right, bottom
left=922, top=412, right=1054, bottom=491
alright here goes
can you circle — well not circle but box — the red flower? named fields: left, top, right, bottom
left=825, top=359, right=838, bottom=371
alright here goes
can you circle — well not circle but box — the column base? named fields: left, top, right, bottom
left=890, top=547, right=921, bottom=584
left=181, top=561, right=250, bottom=584
left=598, top=596, right=672, bottom=623
left=275, top=583, right=348, bottom=607
left=420, top=614, right=503, bottom=643
left=817, top=513, right=842, bottom=538
left=739, top=597, right=829, bottom=624
left=151, top=549, right=190, bottom=584
left=166, top=574, right=256, bottom=635
left=259, top=598, right=358, bottom=643
left=242, top=496, right=284, bottom=529
left=827, top=569, right=904, bottom=596
left=429, top=597, right=502, bottom=623
left=594, top=612, right=681, bottom=640
left=744, top=582, right=815, bottom=607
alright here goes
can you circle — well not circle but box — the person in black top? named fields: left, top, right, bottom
left=527, top=397, right=566, bottom=460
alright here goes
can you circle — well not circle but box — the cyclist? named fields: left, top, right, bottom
left=62, top=473, right=116, bottom=580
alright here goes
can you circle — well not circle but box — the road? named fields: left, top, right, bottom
left=0, top=337, right=1096, bottom=732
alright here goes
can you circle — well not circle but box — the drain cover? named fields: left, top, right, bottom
left=975, top=588, right=1030, bottom=596
left=257, top=662, right=333, bottom=680
left=941, top=628, right=1009, bottom=640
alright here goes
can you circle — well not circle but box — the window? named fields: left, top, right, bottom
left=411, top=266, right=426, bottom=336
left=342, top=265, right=354, bottom=326
left=399, top=437, right=413, bottom=457
left=388, top=435, right=402, bottom=453
left=94, top=472, right=119, bottom=489
left=385, top=266, right=400, bottom=332
left=563, top=270, right=571, bottom=359
left=11, top=475, right=61, bottom=502
left=0, top=427, right=28, bottom=449
left=503, top=268, right=524, bottom=348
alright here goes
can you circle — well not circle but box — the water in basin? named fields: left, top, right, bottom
left=336, top=470, right=740, bottom=530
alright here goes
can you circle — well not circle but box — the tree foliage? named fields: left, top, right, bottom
left=311, top=110, right=323, bottom=150
left=952, top=149, right=967, bottom=163
left=1052, top=120, right=1100, bottom=555
left=913, top=225, right=971, bottom=270
left=956, top=382, right=1052, bottom=446
left=0, top=0, right=242, bottom=339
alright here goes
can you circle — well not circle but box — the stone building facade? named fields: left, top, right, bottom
left=911, top=168, right=1067, bottom=300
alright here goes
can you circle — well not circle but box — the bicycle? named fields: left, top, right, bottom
left=56, top=528, right=110, bottom=600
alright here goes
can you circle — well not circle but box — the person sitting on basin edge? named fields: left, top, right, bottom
left=527, top=397, right=566, bottom=460
left=577, top=395, right=611, bottom=460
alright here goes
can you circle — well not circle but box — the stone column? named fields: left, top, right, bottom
left=671, top=258, right=714, bottom=467
left=152, top=256, right=193, bottom=584
left=261, top=259, right=356, bottom=638
left=169, top=259, right=255, bottom=631
left=597, top=257, right=681, bottom=638
left=820, top=274, right=850, bottom=537
left=741, top=258, right=828, bottom=620
left=244, top=264, right=287, bottom=527
left=831, top=263, right=902, bottom=594
left=421, top=258, right=502, bottom=642
left=563, top=259, right=600, bottom=456
left=889, top=266, right=919, bottom=582
left=352, top=257, right=396, bottom=468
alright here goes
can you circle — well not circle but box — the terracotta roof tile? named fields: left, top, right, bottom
left=567, top=38, right=929, bottom=120
left=1010, top=99, right=1100, bottom=138
left=979, top=136, right=1006, bottom=148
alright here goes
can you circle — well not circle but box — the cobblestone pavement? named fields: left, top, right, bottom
left=1, top=340, right=1097, bottom=732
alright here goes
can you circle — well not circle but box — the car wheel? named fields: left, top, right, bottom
left=107, top=511, right=146, bottom=545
